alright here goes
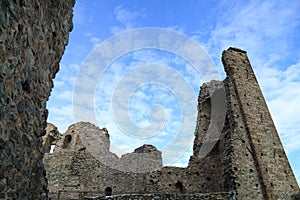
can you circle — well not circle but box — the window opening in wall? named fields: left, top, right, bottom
left=175, top=181, right=184, bottom=192
left=63, top=135, right=72, bottom=148
left=105, top=187, right=112, bottom=196
left=50, top=145, right=55, bottom=153
left=65, top=135, right=72, bottom=143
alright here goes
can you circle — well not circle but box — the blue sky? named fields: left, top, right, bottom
left=47, top=0, right=300, bottom=183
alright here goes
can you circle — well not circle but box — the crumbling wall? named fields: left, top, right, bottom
left=42, top=123, right=62, bottom=153
left=144, top=48, right=299, bottom=199
left=0, top=1, right=74, bottom=199
left=144, top=81, right=226, bottom=194
left=43, top=122, right=163, bottom=199
left=44, top=48, right=299, bottom=200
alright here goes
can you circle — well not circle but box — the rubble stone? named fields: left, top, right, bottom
left=0, top=1, right=74, bottom=199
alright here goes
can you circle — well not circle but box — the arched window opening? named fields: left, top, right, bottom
left=63, top=135, right=72, bottom=148
left=175, top=181, right=184, bottom=193
left=105, top=187, right=112, bottom=196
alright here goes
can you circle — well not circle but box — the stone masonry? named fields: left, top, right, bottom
left=222, top=48, right=299, bottom=199
left=0, top=1, right=74, bottom=199
left=44, top=48, right=299, bottom=199
left=43, top=122, right=162, bottom=200
left=0, top=2, right=298, bottom=198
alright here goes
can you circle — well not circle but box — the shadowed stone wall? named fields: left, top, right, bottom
left=0, top=1, right=74, bottom=199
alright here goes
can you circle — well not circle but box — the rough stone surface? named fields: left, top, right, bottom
left=222, top=47, right=299, bottom=199
left=43, top=122, right=163, bottom=200
left=45, top=47, right=299, bottom=200
left=0, top=1, right=74, bottom=199
left=42, top=123, right=62, bottom=153
left=44, top=48, right=300, bottom=200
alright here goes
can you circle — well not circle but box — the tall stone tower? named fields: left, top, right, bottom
left=222, top=47, right=299, bottom=199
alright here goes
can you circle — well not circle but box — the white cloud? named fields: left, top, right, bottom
left=260, top=61, right=300, bottom=154
left=48, top=1, right=300, bottom=178
left=73, top=1, right=94, bottom=25
left=83, top=48, right=199, bottom=164
left=193, top=0, right=300, bottom=156
left=197, top=0, right=300, bottom=71
left=47, top=104, right=75, bottom=133
left=90, top=37, right=102, bottom=48
left=166, top=0, right=298, bottom=182
left=115, top=5, right=140, bottom=25
left=56, top=90, right=73, bottom=101
left=110, top=5, right=147, bottom=34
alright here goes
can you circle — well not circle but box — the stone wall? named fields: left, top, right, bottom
left=43, top=122, right=163, bottom=200
left=0, top=1, right=74, bottom=199
left=144, top=81, right=226, bottom=194
left=43, top=123, right=62, bottom=153
left=44, top=48, right=299, bottom=200
left=0, top=1, right=297, bottom=198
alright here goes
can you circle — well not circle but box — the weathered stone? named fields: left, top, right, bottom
left=44, top=122, right=162, bottom=199
left=0, top=82, right=5, bottom=98
left=0, top=0, right=74, bottom=199
left=17, top=100, right=25, bottom=113
left=22, top=134, right=31, bottom=148
left=0, top=138, right=5, bottom=149
left=0, top=1, right=7, bottom=28
left=134, top=144, right=158, bottom=153
left=42, top=123, right=62, bottom=153
left=222, top=47, right=299, bottom=199
left=10, top=156, right=22, bottom=171
left=44, top=48, right=299, bottom=200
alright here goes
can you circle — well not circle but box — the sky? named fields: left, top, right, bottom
left=47, top=0, right=300, bottom=184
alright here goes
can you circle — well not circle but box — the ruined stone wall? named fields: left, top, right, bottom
left=222, top=47, right=299, bottom=199
left=43, top=122, right=162, bottom=199
left=44, top=121, right=228, bottom=198
left=43, top=48, right=299, bottom=200
left=0, top=1, right=74, bottom=199
left=144, top=161, right=223, bottom=194
left=44, top=151, right=149, bottom=200
left=83, top=192, right=234, bottom=200
left=144, top=48, right=299, bottom=199
left=144, top=81, right=226, bottom=194
left=43, top=123, right=62, bottom=153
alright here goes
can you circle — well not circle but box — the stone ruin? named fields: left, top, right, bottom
left=43, top=122, right=163, bottom=199
left=0, top=1, right=299, bottom=200
left=43, top=48, right=300, bottom=200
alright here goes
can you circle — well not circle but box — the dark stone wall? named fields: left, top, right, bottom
left=0, top=1, right=74, bottom=199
